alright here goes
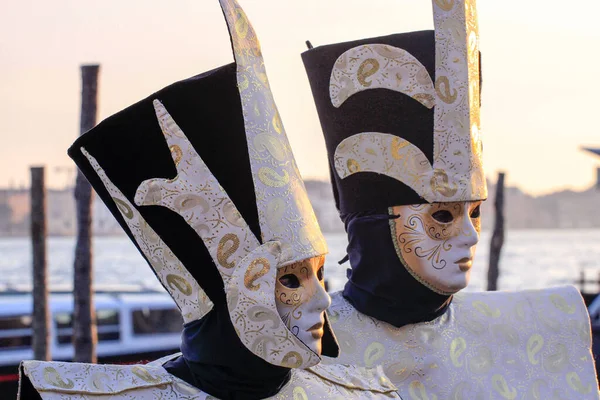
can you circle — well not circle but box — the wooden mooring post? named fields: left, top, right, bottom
left=73, top=64, right=99, bottom=363
left=31, top=166, right=50, bottom=361
left=487, top=172, right=505, bottom=291
left=576, top=270, right=600, bottom=305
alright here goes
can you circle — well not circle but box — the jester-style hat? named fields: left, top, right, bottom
left=68, top=0, right=336, bottom=371
left=303, top=0, right=486, bottom=213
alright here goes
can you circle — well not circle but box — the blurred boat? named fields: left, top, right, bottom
left=0, top=288, right=182, bottom=398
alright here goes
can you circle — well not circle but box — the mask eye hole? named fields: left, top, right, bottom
left=279, top=274, right=300, bottom=289
left=431, top=210, right=453, bottom=223
left=317, top=266, right=324, bottom=281
left=470, top=205, right=481, bottom=219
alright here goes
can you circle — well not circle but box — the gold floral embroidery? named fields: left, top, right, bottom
left=244, top=257, right=270, bottom=291
left=330, top=44, right=435, bottom=109
left=166, top=274, right=193, bottom=296
left=43, top=367, right=74, bottom=389
left=435, top=76, right=458, bottom=104
left=217, top=233, right=241, bottom=269
left=357, top=59, right=380, bottom=87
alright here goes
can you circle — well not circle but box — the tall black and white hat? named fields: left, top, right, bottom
left=303, top=0, right=487, bottom=213
left=69, top=0, right=336, bottom=369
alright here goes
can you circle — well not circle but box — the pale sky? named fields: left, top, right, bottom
left=1, top=0, right=599, bottom=196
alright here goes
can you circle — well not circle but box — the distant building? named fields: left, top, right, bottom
left=93, top=198, right=122, bottom=235
left=0, top=188, right=29, bottom=236
left=48, top=188, right=75, bottom=235
left=4, top=179, right=600, bottom=234
left=0, top=187, right=123, bottom=237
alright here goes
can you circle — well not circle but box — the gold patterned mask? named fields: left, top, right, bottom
left=275, top=255, right=330, bottom=355
left=390, top=201, right=481, bottom=295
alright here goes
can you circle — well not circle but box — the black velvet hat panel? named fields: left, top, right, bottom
left=302, top=31, right=436, bottom=213
left=68, top=63, right=260, bottom=303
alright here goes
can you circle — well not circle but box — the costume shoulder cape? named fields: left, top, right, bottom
left=324, top=285, right=599, bottom=399
left=19, top=353, right=400, bottom=399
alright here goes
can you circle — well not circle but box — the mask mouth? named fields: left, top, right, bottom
left=455, top=257, right=472, bottom=272
left=307, top=322, right=324, bottom=340
left=308, top=322, right=324, bottom=331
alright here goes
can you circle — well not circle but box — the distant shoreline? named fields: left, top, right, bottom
left=6, top=227, right=600, bottom=240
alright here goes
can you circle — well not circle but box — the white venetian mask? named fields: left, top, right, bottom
left=275, top=256, right=331, bottom=355
left=390, top=201, right=482, bottom=295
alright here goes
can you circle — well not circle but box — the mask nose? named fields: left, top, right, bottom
left=310, top=281, right=331, bottom=314
left=459, top=214, right=479, bottom=248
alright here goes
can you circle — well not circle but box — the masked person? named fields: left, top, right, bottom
left=17, top=1, right=401, bottom=399
left=302, top=0, right=599, bottom=398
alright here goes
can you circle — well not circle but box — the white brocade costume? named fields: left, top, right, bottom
left=19, top=354, right=400, bottom=399
left=323, top=286, right=599, bottom=399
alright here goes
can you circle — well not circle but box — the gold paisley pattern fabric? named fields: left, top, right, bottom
left=81, top=148, right=213, bottom=323
left=20, top=360, right=177, bottom=398
left=330, top=0, right=487, bottom=203
left=329, top=44, right=435, bottom=108
left=19, top=354, right=400, bottom=399
left=334, top=133, right=437, bottom=202
left=220, top=0, right=327, bottom=266
left=134, top=101, right=260, bottom=284
left=324, top=286, right=599, bottom=399
left=225, top=242, right=321, bottom=369
left=129, top=101, right=323, bottom=369
left=431, top=0, right=485, bottom=202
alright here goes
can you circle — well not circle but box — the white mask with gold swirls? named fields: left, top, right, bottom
left=390, top=201, right=482, bottom=295
left=275, top=256, right=331, bottom=355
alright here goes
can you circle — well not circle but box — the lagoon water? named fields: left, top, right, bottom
left=2, top=230, right=600, bottom=294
